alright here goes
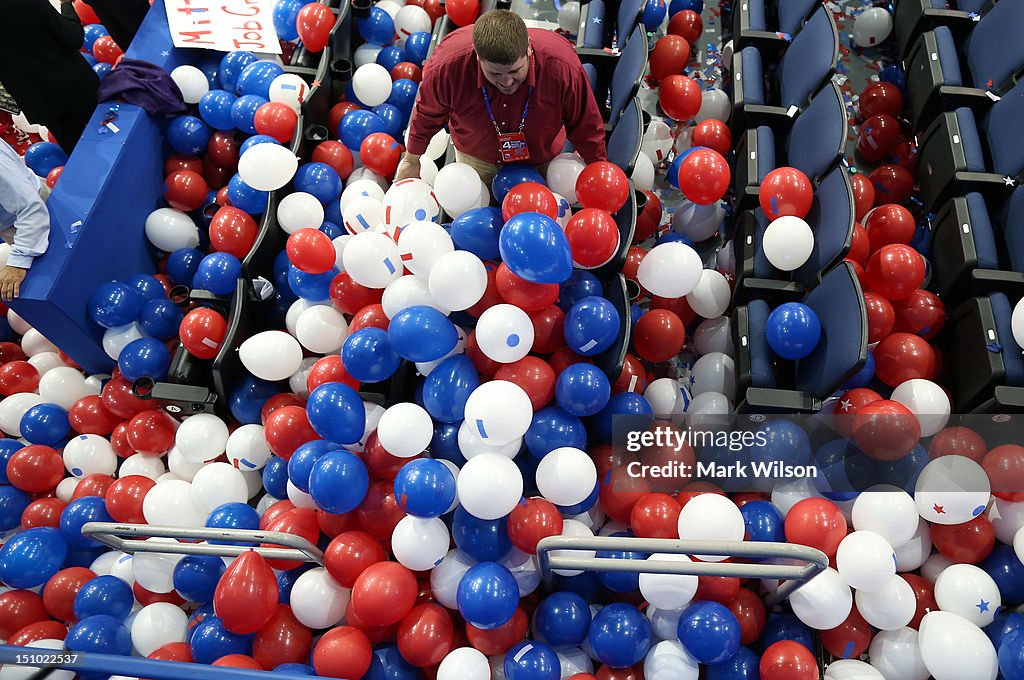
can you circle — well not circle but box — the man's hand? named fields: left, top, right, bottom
left=0, top=266, right=27, bottom=302
left=394, top=154, right=421, bottom=182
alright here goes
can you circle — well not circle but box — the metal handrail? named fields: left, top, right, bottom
left=80, top=523, right=325, bottom=566
left=536, top=535, right=829, bottom=606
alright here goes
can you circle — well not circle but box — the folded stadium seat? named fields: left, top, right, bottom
left=581, top=25, right=648, bottom=127
left=732, top=261, right=868, bottom=412
left=915, top=77, right=1024, bottom=211
left=607, top=96, right=644, bottom=175
left=893, top=0, right=994, bottom=59
left=944, top=291, right=1024, bottom=412
left=732, top=165, right=855, bottom=304
left=904, top=0, right=1024, bottom=129
left=731, top=0, right=820, bottom=56
left=578, top=0, right=645, bottom=51
left=730, top=5, right=839, bottom=132
left=733, top=80, right=847, bottom=212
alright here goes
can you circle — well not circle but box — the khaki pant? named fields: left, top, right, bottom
left=454, top=149, right=550, bottom=196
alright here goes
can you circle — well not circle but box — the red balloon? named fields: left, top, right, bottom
left=360, top=132, right=404, bottom=177
left=865, top=244, right=925, bottom=301
left=110, top=422, right=133, bottom=458
left=495, top=357, right=556, bottom=411
left=165, top=154, right=203, bottom=176
left=7, top=445, right=64, bottom=493
left=179, top=308, right=228, bottom=360
left=930, top=426, right=987, bottom=462
left=206, top=131, right=240, bottom=169
left=678, top=148, right=730, bottom=205
left=659, top=75, right=702, bottom=122
left=43, top=567, right=96, bottom=623
left=210, top=207, right=258, bottom=259
left=495, top=263, right=559, bottom=311
left=262, top=394, right=306, bottom=423
left=313, top=626, right=373, bottom=679
left=74, top=0, right=100, bottom=24
left=149, top=642, right=193, bottom=662
left=105, top=475, right=156, bottom=524
left=364, top=432, right=420, bottom=479
left=0, top=590, right=49, bottom=639
left=0, top=360, right=39, bottom=395
left=691, top=119, right=733, bottom=156
left=851, top=174, right=876, bottom=222
left=263, top=507, right=320, bottom=570
left=465, top=262, right=500, bottom=318
left=71, top=474, right=115, bottom=500
left=92, top=35, right=123, bottom=64
left=857, top=114, right=902, bottom=163
left=391, top=62, right=422, bottom=83
left=760, top=641, right=819, bottom=680
left=668, top=9, right=703, bottom=44
left=695, top=573, right=741, bottom=604
left=264, top=405, right=320, bottom=460
left=287, top=228, right=336, bottom=274
left=727, top=587, right=767, bottom=646
left=869, top=164, right=915, bottom=206
left=784, top=498, right=847, bottom=557
left=329, top=102, right=361, bottom=135
left=622, top=246, right=649, bottom=298
left=630, top=493, right=681, bottom=539
left=549, top=346, right=589, bottom=378
left=126, top=410, right=177, bottom=456
left=528, top=305, right=566, bottom=354
left=613, top=353, right=647, bottom=394
left=325, top=531, right=387, bottom=587
left=445, top=0, right=480, bottom=26
left=853, top=399, right=921, bottom=461
left=982, top=445, right=1024, bottom=502
left=931, top=514, right=995, bottom=563
left=564, top=209, right=620, bottom=268
left=892, top=288, right=946, bottom=339
left=576, top=162, right=629, bottom=212
left=214, top=550, right=279, bottom=634
left=507, top=496, right=563, bottom=554
left=253, top=605, right=312, bottom=670
left=863, top=292, right=895, bottom=345
left=466, top=607, right=528, bottom=655
left=864, top=204, right=915, bottom=252
left=599, top=465, right=651, bottom=523
left=312, top=140, right=354, bottom=179
left=632, top=309, right=685, bottom=363
left=890, top=140, right=918, bottom=175
left=397, top=603, right=454, bottom=667
left=859, top=82, right=904, bottom=119
left=330, top=272, right=384, bottom=314
left=212, top=654, right=262, bottom=670
left=163, top=170, right=208, bottom=212
left=759, top=167, right=813, bottom=220
left=874, top=332, right=937, bottom=386
left=254, top=102, right=299, bottom=143
left=45, top=166, right=63, bottom=189
left=296, top=2, right=334, bottom=52
left=260, top=499, right=297, bottom=530
left=634, top=191, right=663, bottom=242
left=22, top=497, right=67, bottom=529
left=650, top=35, right=691, bottom=82
left=902, top=573, right=937, bottom=629
left=102, top=374, right=158, bottom=419
left=306, top=355, right=360, bottom=393
left=350, top=561, right=418, bottom=627
left=502, top=182, right=558, bottom=221
left=820, top=607, right=873, bottom=659
left=0, top=341, right=28, bottom=363
left=349, top=303, right=390, bottom=333
left=8, top=620, right=69, bottom=646
left=317, top=508, right=359, bottom=538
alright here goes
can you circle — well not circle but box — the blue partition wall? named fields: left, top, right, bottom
left=11, top=0, right=191, bottom=373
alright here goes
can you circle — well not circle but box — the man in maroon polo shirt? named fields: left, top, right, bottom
left=396, top=10, right=607, bottom=188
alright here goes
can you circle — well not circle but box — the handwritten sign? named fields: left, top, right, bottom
left=166, top=0, right=282, bottom=54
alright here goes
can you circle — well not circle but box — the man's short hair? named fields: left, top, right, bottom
left=472, top=10, right=529, bottom=65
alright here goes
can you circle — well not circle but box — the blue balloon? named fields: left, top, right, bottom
left=82, top=23, right=108, bottom=50
left=199, top=89, right=238, bottom=130
left=404, top=32, right=431, bottom=66
left=21, top=402, right=70, bottom=446
left=451, top=207, right=503, bottom=259
left=751, top=419, right=812, bottom=469
left=499, top=212, right=573, bottom=284
left=388, top=305, right=459, bottom=362
left=288, top=265, right=337, bottom=301
left=395, top=458, right=457, bottom=519
left=881, top=442, right=928, bottom=491
left=677, top=601, right=741, bottom=664
left=359, top=6, right=396, bottom=46
left=813, top=438, right=873, bottom=499
left=219, top=51, right=258, bottom=92
left=0, top=527, right=68, bottom=588
left=642, top=0, right=668, bottom=29
left=190, top=615, right=253, bottom=663
left=761, top=612, right=814, bottom=651
left=306, top=382, right=365, bottom=445
left=174, top=554, right=226, bottom=602
left=117, top=337, right=171, bottom=382
left=273, top=0, right=302, bottom=40
left=364, top=644, right=420, bottom=680
left=557, top=479, right=600, bottom=515
left=595, top=534, right=648, bottom=592
left=457, top=561, right=520, bottom=629
left=167, top=115, right=211, bottom=155
left=339, top=109, right=388, bottom=150
left=999, top=630, right=1024, bottom=680
left=655, top=232, right=695, bottom=247
left=376, top=45, right=405, bottom=71
left=592, top=391, right=653, bottom=442
left=122, top=272, right=167, bottom=301
left=230, top=376, right=279, bottom=425
left=667, top=154, right=684, bottom=190
left=23, top=142, right=67, bottom=177
left=288, top=440, right=339, bottom=492
left=987, top=611, right=1024, bottom=649
left=88, top=281, right=142, bottom=328
left=237, top=60, right=285, bottom=98
left=93, top=62, right=112, bottom=79
left=74, top=575, right=134, bottom=621
left=504, top=640, right=560, bottom=680
left=194, top=252, right=242, bottom=295
left=879, top=63, right=906, bottom=92
left=320, top=220, right=343, bottom=239
left=309, top=450, right=370, bottom=513
left=422, top=355, right=479, bottom=423
left=843, top=349, right=875, bottom=389
left=550, top=569, right=603, bottom=602
left=294, top=162, right=342, bottom=203
left=588, top=603, right=652, bottom=667
left=262, top=455, right=290, bottom=499
left=0, top=439, right=25, bottom=485
left=206, top=502, right=261, bottom=543
left=167, top=247, right=205, bottom=286
left=0, top=485, right=29, bottom=531
left=139, top=299, right=185, bottom=340
left=982, top=545, right=1024, bottom=606
left=669, top=0, right=703, bottom=14
left=227, top=173, right=270, bottom=214
left=66, top=614, right=132, bottom=656
left=564, top=296, right=620, bottom=356
left=231, top=94, right=269, bottom=134
left=766, top=302, right=821, bottom=360
left=556, top=363, right=611, bottom=417
left=239, top=133, right=281, bottom=155
left=492, top=164, right=545, bottom=203
left=343, top=328, right=402, bottom=383
left=60, top=496, right=113, bottom=548
left=430, top=423, right=465, bottom=465
left=740, top=500, right=784, bottom=543
left=194, top=54, right=221, bottom=87
left=387, top=79, right=418, bottom=117
left=558, top=270, right=602, bottom=311
left=534, top=591, right=591, bottom=648
left=706, top=645, right=759, bottom=680
left=452, top=506, right=512, bottom=561
left=525, top=406, right=586, bottom=459
left=371, top=103, right=405, bottom=139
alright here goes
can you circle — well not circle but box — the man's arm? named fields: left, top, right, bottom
left=45, top=0, right=87, bottom=53
left=563, top=62, right=608, bottom=165
left=0, top=180, right=50, bottom=301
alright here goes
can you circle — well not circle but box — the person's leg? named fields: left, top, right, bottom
left=48, top=83, right=99, bottom=156
left=454, top=149, right=501, bottom=191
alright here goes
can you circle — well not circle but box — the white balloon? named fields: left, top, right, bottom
left=290, top=568, right=350, bottom=629
left=914, top=455, right=991, bottom=525
left=343, top=231, right=403, bottom=288
left=677, top=494, right=744, bottom=561
left=268, top=73, right=309, bottom=113
left=457, top=420, right=522, bottom=460
left=855, top=574, right=916, bottom=630
left=690, top=352, right=735, bottom=398
left=1012, top=297, right=1024, bottom=349
left=383, top=179, right=441, bottom=233
left=686, top=269, right=731, bottom=318
left=131, top=537, right=186, bottom=592
left=423, top=129, right=451, bottom=161
left=763, top=216, right=814, bottom=271
left=191, top=462, right=248, bottom=512
left=239, top=330, right=304, bottom=381
left=0, top=392, right=43, bottom=436
left=21, top=329, right=59, bottom=356
left=377, top=402, right=433, bottom=458
left=56, top=476, right=79, bottom=502
left=438, top=647, right=490, bottom=680
left=685, top=391, right=732, bottom=423
left=642, top=120, right=674, bottom=165
left=277, top=192, right=325, bottom=234
left=103, top=322, right=145, bottom=361
left=382, top=275, right=439, bottom=318
left=457, top=453, right=524, bottom=520
left=131, top=602, right=188, bottom=656
left=170, top=65, right=209, bottom=104
left=475, top=304, right=535, bottom=363
left=295, top=305, right=348, bottom=354
left=143, top=480, right=206, bottom=528
left=717, top=239, right=736, bottom=276
left=352, top=63, right=392, bottom=107
left=550, top=519, right=596, bottom=576
left=145, top=208, right=199, bottom=252
left=921, top=552, right=954, bottom=583
left=434, top=163, right=482, bottom=216
left=990, top=497, right=1024, bottom=544
left=672, top=200, right=724, bottom=242
left=175, top=413, right=229, bottom=463
left=1016, top=525, right=1024, bottom=564
left=238, top=143, right=298, bottom=191
left=501, top=546, right=540, bottom=596
left=836, top=531, right=896, bottom=591
left=109, top=551, right=135, bottom=585
left=893, top=517, right=932, bottom=572
left=631, top=151, right=656, bottom=192
left=342, top=195, right=385, bottom=235
left=639, top=553, right=698, bottom=610
left=396, top=220, right=454, bottom=277
left=119, top=453, right=166, bottom=481
left=852, top=486, right=920, bottom=548
left=429, top=251, right=487, bottom=311
left=693, top=316, right=733, bottom=355
left=644, top=378, right=690, bottom=415
left=90, top=550, right=122, bottom=576
left=7, top=308, right=31, bottom=335
left=824, top=659, right=885, bottom=680
left=647, top=606, right=685, bottom=641
left=790, top=567, right=854, bottom=630
left=644, top=640, right=700, bottom=680
left=63, top=434, right=117, bottom=477
left=868, top=627, right=929, bottom=680
left=392, top=516, right=450, bottom=570
left=918, top=611, right=998, bottom=680
left=933, top=563, right=1000, bottom=627
left=695, top=88, right=731, bottom=123
left=463, top=380, right=533, bottom=446
left=27, top=353, right=65, bottom=378
left=287, top=479, right=317, bottom=509
left=341, top=178, right=386, bottom=211
left=637, top=242, right=703, bottom=298
left=891, top=379, right=950, bottom=437
left=166, top=446, right=203, bottom=482
left=557, top=0, right=581, bottom=33
left=536, top=447, right=597, bottom=507
left=38, top=367, right=91, bottom=409
left=853, top=7, right=893, bottom=48
left=431, top=549, right=475, bottom=609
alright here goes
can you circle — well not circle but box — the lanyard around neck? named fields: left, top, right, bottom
left=481, top=85, right=533, bottom=137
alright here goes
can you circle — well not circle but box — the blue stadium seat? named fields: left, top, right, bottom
left=581, top=0, right=608, bottom=49
left=578, top=0, right=644, bottom=51
left=616, top=0, right=646, bottom=47
left=607, top=96, right=643, bottom=175
left=732, top=0, right=819, bottom=54
left=893, top=0, right=994, bottom=58
left=608, top=26, right=648, bottom=126
left=904, top=0, right=1024, bottom=128
left=747, top=299, right=777, bottom=389
left=945, top=291, right=1024, bottom=412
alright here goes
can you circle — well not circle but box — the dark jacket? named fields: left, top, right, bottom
left=82, top=0, right=150, bottom=51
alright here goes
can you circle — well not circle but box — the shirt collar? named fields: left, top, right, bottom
left=476, top=42, right=536, bottom=92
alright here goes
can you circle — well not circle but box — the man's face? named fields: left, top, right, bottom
left=478, top=53, right=530, bottom=95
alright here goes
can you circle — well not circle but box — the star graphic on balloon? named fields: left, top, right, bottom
left=977, top=599, right=990, bottom=613
left=839, top=399, right=853, bottom=412
left=933, top=503, right=945, bottom=514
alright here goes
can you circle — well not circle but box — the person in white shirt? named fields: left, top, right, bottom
left=0, top=138, right=50, bottom=301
